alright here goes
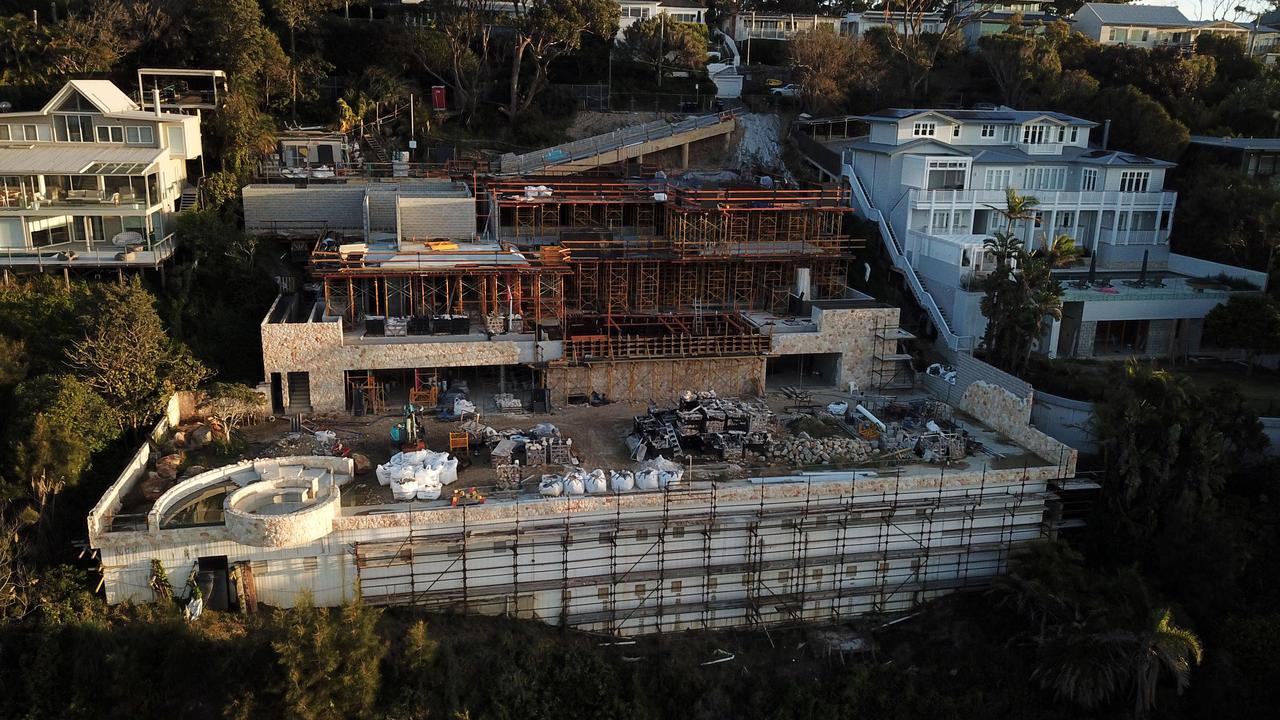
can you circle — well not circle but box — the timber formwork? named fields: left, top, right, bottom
left=352, top=467, right=1052, bottom=636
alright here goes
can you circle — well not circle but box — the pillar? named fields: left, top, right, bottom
left=681, top=143, right=690, bottom=169
left=1045, top=316, right=1062, bottom=359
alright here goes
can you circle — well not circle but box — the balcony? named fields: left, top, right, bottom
left=0, top=232, right=176, bottom=269
left=0, top=190, right=151, bottom=213
left=910, top=189, right=1177, bottom=211
left=1017, top=142, right=1064, bottom=156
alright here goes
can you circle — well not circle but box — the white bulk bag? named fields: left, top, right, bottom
left=584, top=469, right=608, bottom=494
left=538, top=475, right=563, bottom=497
left=375, top=464, right=394, bottom=486
left=416, top=483, right=442, bottom=501
left=562, top=470, right=586, bottom=496
left=438, top=456, right=459, bottom=485
left=391, top=480, right=417, bottom=501
left=659, top=469, right=683, bottom=489
left=609, top=470, right=635, bottom=492
left=399, top=449, right=429, bottom=465
left=635, top=469, right=660, bottom=491
left=414, top=465, right=441, bottom=486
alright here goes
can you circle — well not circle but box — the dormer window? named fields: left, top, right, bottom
left=981, top=124, right=996, bottom=138
left=1070, top=127, right=1079, bottom=143
left=913, top=122, right=937, bottom=137
left=952, top=125, right=961, bottom=137
left=1021, top=123, right=1052, bottom=145
left=1056, top=126, right=1065, bottom=142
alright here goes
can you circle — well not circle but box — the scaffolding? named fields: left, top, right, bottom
left=870, top=317, right=917, bottom=390
left=352, top=466, right=1054, bottom=636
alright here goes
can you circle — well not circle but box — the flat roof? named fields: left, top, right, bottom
left=1189, top=135, right=1280, bottom=152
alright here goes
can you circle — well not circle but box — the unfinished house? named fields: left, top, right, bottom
left=254, top=176, right=914, bottom=415
left=90, top=355, right=1078, bottom=634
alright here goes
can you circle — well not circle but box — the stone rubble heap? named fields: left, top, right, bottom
left=764, top=432, right=874, bottom=466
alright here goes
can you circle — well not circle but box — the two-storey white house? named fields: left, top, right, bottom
left=1072, top=3, right=1279, bottom=59
left=0, top=80, right=202, bottom=269
left=821, top=108, right=1265, bottom=360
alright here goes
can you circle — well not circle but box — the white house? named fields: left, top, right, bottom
left=840, top=9, right=946, bottom=39
left=1071, top=3, right=1278, bottom=58
left=0, top=80, right=202, bottom=268
left=729, top=11, right=841, bottom=41
left=822, top=108, right=1265, bottom=359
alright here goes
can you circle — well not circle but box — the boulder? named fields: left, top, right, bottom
left=171, top=430, right=186, bottom=448
left=155, top=453, right=185, bottom=481
left=139, top=471, right=171, bottom=501
left=351, top=452, right=372, bottom=475
left=187, top=425, right=213, bottom=449
left=179, top=465, right=208, bottom=480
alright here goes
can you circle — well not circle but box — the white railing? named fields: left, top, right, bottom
left=911, top=189, right=1177, bottom=209
left=498, top=110, right=739, bottom=175
left=0, top=231, right=176, bottom=268
left=843, top=158, right=975, bottom=352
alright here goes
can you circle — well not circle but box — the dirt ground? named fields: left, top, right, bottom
left=565, top=111, right=669, bottom=140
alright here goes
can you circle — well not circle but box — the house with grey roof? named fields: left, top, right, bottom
left=1187, top=135, right=1280, bottom=183
left=0, top=79, right=203, bottom=270
left=800, top=107, right=1265, bottom=360
left=1072, top=3, right=1278, bottom=58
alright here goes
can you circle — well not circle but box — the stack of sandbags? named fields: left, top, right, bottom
left=377, top=449, right=459, bottom=502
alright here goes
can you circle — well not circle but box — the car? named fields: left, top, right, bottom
left=770, top=84, right=801, bottom=98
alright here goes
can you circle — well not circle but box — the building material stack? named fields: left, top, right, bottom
left=627, top=391, right=775, bottom=461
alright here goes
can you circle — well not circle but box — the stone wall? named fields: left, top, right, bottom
left=769, top=305, right=901, bottom=389
left=1145, top=319, right=1174, bottom=358
left=544, top=357, right=766, bottom=404
left=1076, top=320, right=1097, bottom=357
left=958, top=381, right=1076, bottom=473
left=261, top=314, right=530, bottom=412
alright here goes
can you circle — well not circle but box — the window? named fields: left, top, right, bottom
left=95, top=125, right=125, bottom=143
left=1070, top=127, right=1079, bottom=143
left=22, top=124, right=39, bottom=141
left=125, top=126, right=155, bottom=145
left=1117, top=213, right=1129, bottom=231
left=926, top=158, right=967, bottom=190
left=1058, top=211, right=1074, bottom=228
left=913, top=122, right=936, bottom=137
left=1023, top=166, right=1067, bottom=190
left=981, top=124, right=996, bottom=138
left=1109, top=27, right=1123, bottom=42
left=53, top=114, right=94, bottom=142
left=1129, top=28, right=1149, bottom=42
left=1021, top=124, right=1050, bottom=145
left=1094, top=319, right=1149, bottom=355
left=952, top=124, right=961, bottom=137
left=952, top=211, right=970, bottom=229
left=1119, top=170, right=1151, bottom=193
left=0, top=125, right=8, bottom=141
left=1081, top=168, right=1098, bottom=191
left=597, top=586, right=610, bottom=600
left=1057, top=126, right=1065, bottom=142
left=1002, top=125, right=1013, bottom=142
left=931, top=211, right=951, bottom=229
left=983, top=169, right=1012, bottom=190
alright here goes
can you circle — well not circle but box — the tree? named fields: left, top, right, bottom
left=978, top=27, right=1063, bottom=107
left=272, top=597, right=386, bottom=720
left=787, top=27, right=866, bottom=113
left=198, top=383, right=268, bottom=431
left=1069, top=85, right=1190, bottom=160
left=52, top=0, right=170, bottom=75
left=1172, top=164, right=1280, bottom=269
left=406, top=0, right=497, bottom=126
left=272, top=0, right=341, bottom=121
left=0, top=13, right=60, bottom=85
left=504, top=0, right=619, bottom=124
left=620, top=15, right=708, bottom=88
left=66, top=281, right=210, bottom=431
left=188, top=0, right=290, bottom=105
left=866, top=0, right=972, bottom=102
left=1204, top=295, right=1280, bottom=372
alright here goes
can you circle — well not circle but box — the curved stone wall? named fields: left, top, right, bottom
left=225, top=480, right=341, bottom=547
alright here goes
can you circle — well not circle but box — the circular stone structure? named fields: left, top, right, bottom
left=222, top=457, right=352, bottom=547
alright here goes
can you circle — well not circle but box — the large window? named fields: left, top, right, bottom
left=913, top=122, right=937, bottom=137
left=926, top=159, right=967, bottom=190
left=1119, top=170, right=1151, bottom=193
left=22, top=124, right=50, bottom=142
left=1023, top=166, right=1067, bottom=190
left=1109, top=28, right=1123, bottom=42
left=983, top=169, right=1012, bottom=190
left=1094, top=319, right=1149, bottom=356
left=1081, top=168, right=1098, bottom=191
left=1246, top=152, right=1278, bottom=178
left=95, top=125, right=125, bottom=143
left=53, top=114, right=94, bottom=142
left=1021, top=123, right=1051, bottom=145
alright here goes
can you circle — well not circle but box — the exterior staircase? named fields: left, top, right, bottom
left=841, top=160, right=974, bottom=352
left=363, top=131, right=391, bottom=164
left=178, top=186, right=199, bottom=212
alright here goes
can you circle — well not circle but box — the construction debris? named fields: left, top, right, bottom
left=765, top=435, right=873, bottom=466
left=628, top=391, right=775, bottom=461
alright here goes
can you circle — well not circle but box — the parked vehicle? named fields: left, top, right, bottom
left=771, top=84, right=801, bottom=98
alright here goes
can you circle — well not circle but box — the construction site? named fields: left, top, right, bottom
left=88, top=112, right=1084, bottom=634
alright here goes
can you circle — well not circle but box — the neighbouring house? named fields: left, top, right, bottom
left=0, top=79, right=203, bottom=270
left=952, top=2, right=1073, bottom=49
left=620, top=0, right=706, bottom=36
left=797, top=108, right=1266, bottom=360
left=1187, top=135, right=1280, bottom=183
left=728, top=10, right=841, bottom=41
left=840, top=9, right=946, bottom=38
left=1071, top=3, right=1279, bottom=60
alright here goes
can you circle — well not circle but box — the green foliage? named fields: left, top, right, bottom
left=0, top=277, right=94, bottom=377
left=1172, top=164, right=1280, bottom=270
left=272, top=596, right=386, bottom=720
left=66, top=280, right=209, bottom=431
left=620, top=15, right=708, bottom=80
left=0, top=335, right=28, bottom=388
left=1205, top=295, right=1280, bottom=364
left=4, top=375, right=120, bottom=497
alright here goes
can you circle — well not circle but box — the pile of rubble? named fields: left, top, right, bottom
left=764, top=433, right=874, bottom=466
left=627, top=390, right=775, bottom=461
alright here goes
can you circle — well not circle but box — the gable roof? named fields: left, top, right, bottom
left=1079, top=3, right=1192, bottom=28
left=857, top=108, right=1095, bottom=127
left=40, top=80, right=139, bottom=115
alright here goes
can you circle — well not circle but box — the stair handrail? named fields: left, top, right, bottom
left=844, top=162, right=974, bottom=352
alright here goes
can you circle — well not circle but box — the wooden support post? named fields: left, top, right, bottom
left=681, top=143, right=690, bottom=169
left=63, top=266, right=70, bottom=289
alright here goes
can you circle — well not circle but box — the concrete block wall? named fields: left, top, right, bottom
left=1076, top=320, right=1097, bottom=356
left=243, top=185, right=366, bottom=232
left=398, top=196, right=477, bottom=240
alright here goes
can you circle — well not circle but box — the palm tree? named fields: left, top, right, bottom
left=1039, top=233, right=1084, bottom=268
left=1130, top=608, right=1204, bottom=716
left=982, top=230, right=1027, bottom=271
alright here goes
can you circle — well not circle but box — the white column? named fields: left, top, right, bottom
left=1046, top=316, right=1062, bottom=359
